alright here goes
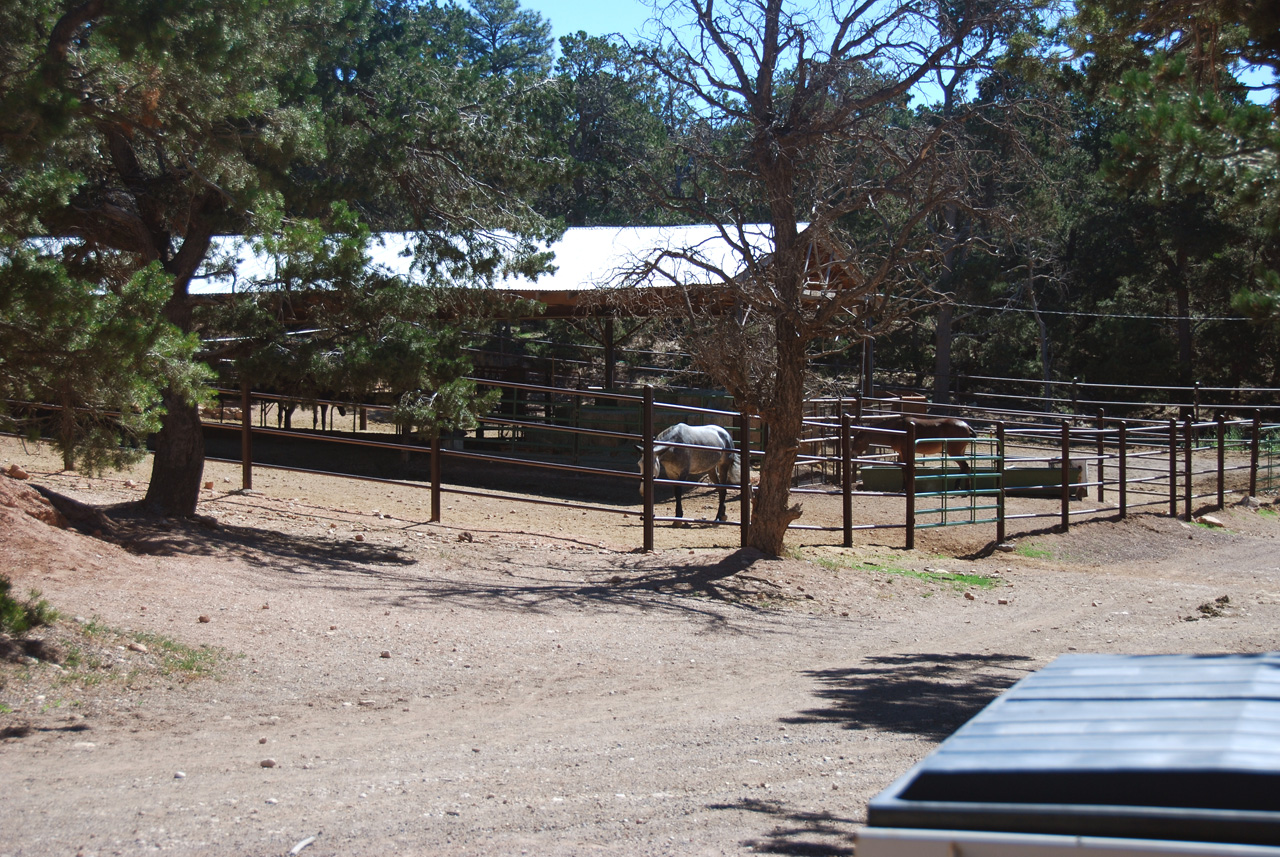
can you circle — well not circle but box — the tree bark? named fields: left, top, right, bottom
left=142, top=390, right=205, bottom=517
left=141, top=202, right=219, bottom=516
left=933, top=302, right=954, bottom=406
left=746, top=315, right=805, bottom=555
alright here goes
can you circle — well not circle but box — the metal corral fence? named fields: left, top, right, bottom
left=182, top=381, right=1280, bottom=552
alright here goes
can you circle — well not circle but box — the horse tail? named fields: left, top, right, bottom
left=726, top=452, right=742, bottom=485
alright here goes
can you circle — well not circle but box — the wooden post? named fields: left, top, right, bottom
left=996, top=422, right=1006, bottom=545
left=1184, top=417, right=1193, bottom=522
left=738, top=409, right=751, bottom=548
left=430, top=434, right=441, bottom=523
left=1095, top=408, right=1106, bottom=502
left=841, top=411, right=853, bottom=548
left=642, top=385, right=654, bottom=553
left=904, top=421, right=917, bottom=550
left=1251, top=410, right=1261, bottom=497
left=240, top=379, right=253, bottom=491
left=1118, top=422, right=1128, bottom=520
left=1061, top=420, right=1071, bottom=532
left=1216, top=413, right=1225, bottom=510
left=1168, top=418, right=1178, bottom=517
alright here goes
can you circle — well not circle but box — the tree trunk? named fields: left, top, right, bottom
left=933, top=302, right=954, bottom=406
left=1176, top=278, right=1192, bottom=387
left=746, top=317, right=805, bottom=555
left=142, top=390, right=205, bottom=516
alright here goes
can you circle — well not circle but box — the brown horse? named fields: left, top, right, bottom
left=850, top=415, right=977, bottom=474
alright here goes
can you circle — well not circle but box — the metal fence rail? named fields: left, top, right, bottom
left=7, top=377, right=1278, bottom=552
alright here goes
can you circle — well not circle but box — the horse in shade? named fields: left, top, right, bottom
left=851, top=415, right=976, bottom=476
left=638, top=423, right=741, bottom=521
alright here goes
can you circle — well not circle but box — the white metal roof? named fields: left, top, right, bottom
left=188, top=224, right=777, bottom=295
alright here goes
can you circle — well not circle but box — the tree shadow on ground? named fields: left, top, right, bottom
left=786, top=652, right=1035, bottom=739
left=379, top=548, right=793, bottom=629
left=91, top=501, right=417, bottom=575
left=706, top=797, right=860, bottom=856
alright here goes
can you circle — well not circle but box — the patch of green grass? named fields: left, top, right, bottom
left=1015, top=544, right=1055, bottom=560
left=809, top=554, right=997, bottom=591
left=1194, top=520, right=1230, bottom=532
left=1259, top=507, right=1276, bottom=519
left=0, top=575, right=59, bottom=636
left=132, top=631, right=222, bottom=679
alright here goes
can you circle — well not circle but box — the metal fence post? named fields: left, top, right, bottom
left=1061, top=420, right=1071, bottom=532
left=738, top=409, right=751, bottom=548
left=240, top=379, right=253, bottom=491
left=841, top=411, right=853, bottom=548
left=1095, top=408, right=1106, bottom=502
left=996, top=422, right=1006, bottom=545
left=430, top=434, right=441, bottom=523
left=1251, top=410, right=1261, bottom=497
left=1216, top=413, right=1225, bottom=510
left=1184, top=417, right=1193, bottom=522
left=1168, top=418, right=1178, bottom=517
left=1118, top=421, right=1127, bottom=520
left=643, top=385, right=654, bottom=552
left=905, top=421, right=917, bottom=550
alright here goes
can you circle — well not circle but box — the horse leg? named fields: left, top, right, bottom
left=673, top=484, right=684, bottom=520
left=715, top=484, right=727, bottom=521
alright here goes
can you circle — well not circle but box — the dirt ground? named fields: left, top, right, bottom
left=3, top=434, right=1280, bottom=857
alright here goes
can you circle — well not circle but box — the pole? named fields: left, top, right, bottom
left=905, top=421, right=917, bottom=550
left=240, top=379, right=252, bottom=491
left=430, top=434, right=441, bottom=523
left=841, top=411, right=853, bottom=548
left=1060, top=420, right=1071, bottom=532
left=1251, top=410, right=1261, bottom=497
left=1183, top=417, right=1193, bottom=522
left=738, top=409, right=751, bottom=548
left=642, top=385, right=654, bottom=553
left=996, top=422, right=1006, bottom=545
left=1168, top=418, right=1178, bottom=517
left=1216, top=413, right=1225, bottom=510
left=1095, top=408, right=1106, bottom=502
left=1118, top=421, right=1127, bottom=520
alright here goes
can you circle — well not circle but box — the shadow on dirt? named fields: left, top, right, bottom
left=706, top=797, right=859, bottom=856
left=380, top=547, right=793, bottom=628
left=786, top=652, right=1035, bottom=739
left=93, top=501, right=417, bottom=574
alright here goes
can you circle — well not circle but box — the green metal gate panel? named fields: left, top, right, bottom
left=913, top=434, right=1004, bottom=529
left=1260, top=426, right=1280, bottom=493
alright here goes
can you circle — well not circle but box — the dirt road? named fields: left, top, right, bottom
left=3, top=437, right=1280, bottom=856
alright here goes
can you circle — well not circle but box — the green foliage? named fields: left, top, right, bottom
left=463, top=0, right=554, bottom=77
left=0, top=576, right=58, bottom=637
left=537, top=33, right=672, bottom=225
left=200, top=203, right=524, bottom=438
left=0, top=242, right=212, bottom=472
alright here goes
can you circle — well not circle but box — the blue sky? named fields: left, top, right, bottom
left=520, top=0, right=656, bottom=45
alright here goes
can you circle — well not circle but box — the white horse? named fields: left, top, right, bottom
left=638, top=423, right=741, bottom=521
